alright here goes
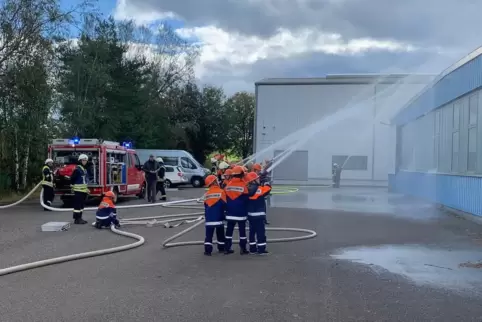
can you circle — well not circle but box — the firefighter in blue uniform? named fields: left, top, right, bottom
left=246, top=171, right=271, bottom=255
left=203, top=174, right=226, bottom=255
left=254, top=163, right=271, bottom=225
left=41, top=158, right=55, bottom=211
left=93, top=191, right=120, bottom=229
left=70, top=154, right=89, bottom=224
left=224, top=165, right=255, bottom=255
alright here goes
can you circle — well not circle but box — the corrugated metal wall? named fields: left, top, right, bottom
left=394, top=54, right=482, bottom=125
left=390, top=172, right=482, bottom=216
left=391, top=52, right=482, bottom=216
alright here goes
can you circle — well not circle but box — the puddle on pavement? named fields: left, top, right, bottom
left=331, top=245, right=482, bottom=294
left=271, top=187, right=439, bottom=221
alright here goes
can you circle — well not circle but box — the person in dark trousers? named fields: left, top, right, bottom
left=156, top=157, right=167, bottom=201
left=332, top=163, right=342, bottom=188
left=203, top=175, right=226, bottom=255
left=71, top=154, right=89, bottom=224
left=41, top=158, right=55, bottom=211
left=93, top=191, right=120, bottom=229
left=246, top=171, right=271, bottom=255
left=143, top=154, right=159, bottom=203
left=224, top=166, right=254, bottom=255
left=258, top=162, right=272, bottom=224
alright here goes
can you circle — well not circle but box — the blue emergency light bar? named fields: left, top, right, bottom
left=122, top=141, right=132, bottom=148
left=68, top=137, right=80, bottom=145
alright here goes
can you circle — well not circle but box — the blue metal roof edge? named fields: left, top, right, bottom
left=392, top=46, right=482, bottom=126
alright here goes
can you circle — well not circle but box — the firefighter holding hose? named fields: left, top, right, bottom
left=203, top=175, right=226, bottom=255
left=246, top=171, right=271, bottom=254
left=224, top=165, right=251, bottom=255
left=93, top=191, right=120, bottom=229
left=41, top=158, right=55, bottom=211
left=70, top=154, right=89, bottom=224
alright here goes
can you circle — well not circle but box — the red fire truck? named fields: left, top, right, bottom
left=48, top=138, right=146, bottom=205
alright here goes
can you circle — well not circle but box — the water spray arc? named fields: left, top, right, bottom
left=0, top=188, right=316, bottom=277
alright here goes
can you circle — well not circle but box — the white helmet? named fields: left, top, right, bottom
left=45, top=158, right=53, bottom=164
left=78, top=154, right=88, bottom=161
left=210, top=157, right=218, bottom=163
left=218, top=161, right=229, bottom=170
left=156, top=157, right=163, bottom=163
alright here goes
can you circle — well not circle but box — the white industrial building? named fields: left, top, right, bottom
left=254, top=75, right=434, bottom=186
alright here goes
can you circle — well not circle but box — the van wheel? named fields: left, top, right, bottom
left=191, top=177, right=203, bottom=188
left=137, top=183, right=146, bottom=199
left=164, top=179, right=172, bottom=188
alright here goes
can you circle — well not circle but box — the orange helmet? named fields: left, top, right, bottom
left=252, top=163, right=262, bottom=171
left=232, top=165, right=244, bottom=175
left=224, top=169, right=232, bottom=176
left=245, top=171, right=259, bottom=182
left=204, top=175, right=218, bottom=187
left=104, top=191, right=115, bottom=199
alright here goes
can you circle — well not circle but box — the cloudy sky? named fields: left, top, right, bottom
left=82, top=0, right=482, bottom=94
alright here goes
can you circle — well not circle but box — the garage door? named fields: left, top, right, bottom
left=272, top=150, right=308, bottom=181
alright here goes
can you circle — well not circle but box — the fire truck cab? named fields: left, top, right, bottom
left=48, top=138, right=146, bottom=204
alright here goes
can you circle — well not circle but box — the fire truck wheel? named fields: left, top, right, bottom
left=137, top=183, right=146, bottom=199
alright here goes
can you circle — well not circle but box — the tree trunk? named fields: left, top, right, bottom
left=21, top=139, right=30, bottom=189
left=14, top=128, right=20, bottom=191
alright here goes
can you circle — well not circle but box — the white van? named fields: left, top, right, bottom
left=137, top=149, right=209, bottom=187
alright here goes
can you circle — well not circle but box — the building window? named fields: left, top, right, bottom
left=452, top=131, right=459, bottom=172
left=332, top=155, right=368, bottom=170
left=433, top=110, right=440, bottom=170
left=453, top=102, right=460, bottom=130
left=468, top=93, right=478, bottom=172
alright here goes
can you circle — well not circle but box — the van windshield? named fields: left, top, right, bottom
left=184, top=152, right=203, bottom=168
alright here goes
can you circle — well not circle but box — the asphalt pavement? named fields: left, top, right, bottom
left=1, top=187, right=482, bottom=321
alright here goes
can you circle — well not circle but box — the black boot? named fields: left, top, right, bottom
left=240, top=249, right=250, bottom=255
left=74, top=218, right=87, bottom=224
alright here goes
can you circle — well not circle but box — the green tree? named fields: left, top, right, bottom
left=225, top=91, right=255, bottom=158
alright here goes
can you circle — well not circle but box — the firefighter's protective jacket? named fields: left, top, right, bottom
left=41, top=165, right=53, bottom=187
left=96, top=198, right=117, bottom=220
left=71, top=165, right=88, bottom=193
left=204, top=186, right=226, bottom=225
left=247, top=183, right=271, bottom=213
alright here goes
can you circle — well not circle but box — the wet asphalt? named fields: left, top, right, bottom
left=1, top=187, right=482, bottom=321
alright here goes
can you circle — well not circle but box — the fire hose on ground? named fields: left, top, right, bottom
left=0, top=188, right=317, bottom=277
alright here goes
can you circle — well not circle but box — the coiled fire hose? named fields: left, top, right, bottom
left=0, top=188, right=317, bottom=277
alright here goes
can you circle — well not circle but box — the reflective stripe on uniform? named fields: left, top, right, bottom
left=72, top=184, right=88, bottom=193
left=248, top=212, right=265, bottom=216
left=205, top=221, right=223, bottom=226
left=41, top=165, right=53, bottom=186
left=225, top=216, right=247, bottom=221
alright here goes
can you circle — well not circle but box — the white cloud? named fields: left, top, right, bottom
left=112, top=0, right=463, bottom=94
left=175, top=26, right=417, bottom=80
left=113, top=0, right=176, bottom=25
